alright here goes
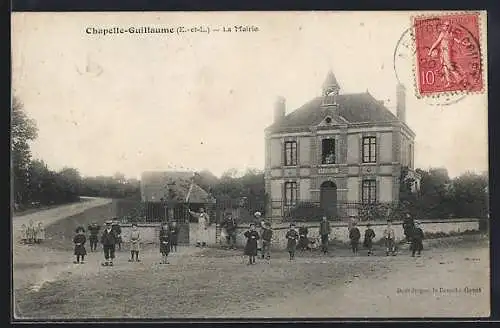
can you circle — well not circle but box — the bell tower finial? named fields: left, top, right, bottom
left=322, top=70, right=340, bottom=97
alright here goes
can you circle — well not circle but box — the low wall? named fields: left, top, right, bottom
left=120, top=219, right=480, bottom=249
left=213, top=218, right=481, bottom=250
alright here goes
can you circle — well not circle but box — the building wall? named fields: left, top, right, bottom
left=265, top=123, right=415, bottom=213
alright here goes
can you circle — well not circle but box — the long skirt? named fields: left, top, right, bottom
left=244, top=239, right=258, bottom=256
left=298, top=236, right=309, bottom=250
left=74, top=244, right=87, bottom=256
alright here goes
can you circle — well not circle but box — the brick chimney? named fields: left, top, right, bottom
left=274, top=96, right=286, bottom=123
left=396, top=83, right=406, bottom=123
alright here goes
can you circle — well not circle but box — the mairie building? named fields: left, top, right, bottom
left=264, top=70, right=417, bottom=221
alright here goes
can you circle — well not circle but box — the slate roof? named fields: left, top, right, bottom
left=140, top=171, right=215, bottom=204
left=266, top=92, right=402, bottom=133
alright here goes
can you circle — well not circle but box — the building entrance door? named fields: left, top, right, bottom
left=320, top=181, right=337, bottom=219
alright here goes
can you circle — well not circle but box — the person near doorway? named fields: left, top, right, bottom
left=244, top=223, right=259, bottom=265
left=88, top=221, right=101, bottom=252
left=189, top=207, right=210, bottom=247
left=319, top=216, right=331, bottom=255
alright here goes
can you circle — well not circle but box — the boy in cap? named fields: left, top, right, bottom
left=169, top=220, right=180, bottom=253
left=101, top=220, right=117, bottom=266
left=244, top=223, right=260, bottom=265
left=286, top=223, right=299, bottom=261
left=363, top=223, right=376, bottom=256
left=348, top=221, right=361, bottom=255
left=384, top=219, right=396, bottom=256
left=88, top=221, right=101, bottom=252
left=159, top=222, right=171, bottom=264
left=221, top=212, right=238, bottom=250
left=73, top=226, right=87, bottom=264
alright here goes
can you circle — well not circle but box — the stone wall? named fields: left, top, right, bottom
left=120, top=219, right=480, bottom=249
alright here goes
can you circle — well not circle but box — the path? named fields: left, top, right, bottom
left=12, top=197, right=112, bottom=292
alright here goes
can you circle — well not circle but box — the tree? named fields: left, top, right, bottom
left=11, top=97, right=38, bottom=205
left=450, top=171, right=488, bottom=218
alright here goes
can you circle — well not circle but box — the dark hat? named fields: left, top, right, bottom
left=75, top=226, right=85, bottom=233
left=131, top=223, right=138, bottom=227
left=290, top=223, right=296, bottom=227
left=250, top=223, right=256, bottom=227
left=367, top=223, right=372, bottom=227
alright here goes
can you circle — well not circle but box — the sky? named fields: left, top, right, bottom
left=11, top=11, right=488, bottom=179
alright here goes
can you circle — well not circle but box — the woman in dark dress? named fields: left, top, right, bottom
left=286, top=223, right=299, bottom=261
left=73, top=226, right=87, bottom=264
left=159, top=223, right=171, bottom=264
left=244, top=223, right=260, bottom=265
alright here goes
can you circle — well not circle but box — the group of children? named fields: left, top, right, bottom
left=347, top=217, right=425, bottom=257
left=236, top=212, right=426, bottom=264
left=19, top=220, right=45, bottom=245
left=72, top=218, right=181, bottom=266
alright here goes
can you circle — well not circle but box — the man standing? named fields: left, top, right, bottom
left=101, top=220, right=118, bottom=266
left=221, top=212, right=238, bottom=249
left=189, top=207, right=210, bottom=247
left=319, top=216, right=331, bottom=255
left=88, top=221, right=101, bottom=252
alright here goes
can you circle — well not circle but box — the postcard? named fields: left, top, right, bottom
left=11, top=11, right=489, bottom=319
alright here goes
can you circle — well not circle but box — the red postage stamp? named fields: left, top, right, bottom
left=413, top=12, right=483, bottom=97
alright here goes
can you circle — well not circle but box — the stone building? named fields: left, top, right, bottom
left=264, top=70, right=417, bottom=221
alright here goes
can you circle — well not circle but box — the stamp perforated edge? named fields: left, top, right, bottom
left=410, top=11, right=486, bottom=100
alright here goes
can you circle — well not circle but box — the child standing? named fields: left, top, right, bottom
left=286, top=223, right=299, bottom=261
left=363, top=223, right=376, bottom=256
left=411, top=221, right=424, bottom=257
left=36, top=222, right=45, bottom=243
left=298, top=224, right=309, bottom=252
left=244, top=223, right=259, bottom=265
left=128, top=223, right=141, bottom=262
left=101, top=220, right=117, bottom=266
left=384, top=219, right=396, bottom=256
left=261, top=222, right=273, bottom=260
left=159, top=223, right=171, bottom=264
left=349, top=222, right=361, bottom=255
left=73, top=226, right=87, bottom=264
left=88, top=222, right=101, bottom=252
left=111, top=219, right=122, bottom=251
